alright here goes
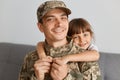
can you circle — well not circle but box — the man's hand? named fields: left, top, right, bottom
left=50, top=58, right=68, bottom=80
left=34, top=56, right=52, bottom=80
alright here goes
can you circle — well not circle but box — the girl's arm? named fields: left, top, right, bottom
left=61, top=50, right=100, bottom=64
left=37, top=41, right=46, bottom=59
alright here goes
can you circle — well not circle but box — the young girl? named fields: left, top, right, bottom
left=37, top=18, right=100, bottom=64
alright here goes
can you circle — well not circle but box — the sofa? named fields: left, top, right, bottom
left=0, top=42, right=120, bottom=80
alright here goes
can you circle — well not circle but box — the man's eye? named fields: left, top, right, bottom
left=46, top=17, right=54, bottom=22
left=61, top=16, right=67, bottom=20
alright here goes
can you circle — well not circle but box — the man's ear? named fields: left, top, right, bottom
left=37, top=22, right=44, bottom=32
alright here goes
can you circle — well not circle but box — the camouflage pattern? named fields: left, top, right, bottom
left=37, top=0, right=71, bottom=22
left=18, top=40, right=101, bottom=80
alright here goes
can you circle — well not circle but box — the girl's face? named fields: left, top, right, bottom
left=72, top=31, right=92, bottom=49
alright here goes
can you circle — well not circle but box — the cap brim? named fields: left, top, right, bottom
left=56, top=7, right=71, bottom=15
left=41, top=7, right=71, bottom=20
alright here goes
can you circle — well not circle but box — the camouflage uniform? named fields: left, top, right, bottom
left=19, top=1, right=101, bottom=80
left=18, top=40, right=101, bottom=80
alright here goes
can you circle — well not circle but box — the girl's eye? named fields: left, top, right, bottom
left=84, top=33, right=88, bottom=37
left=73, top=36, right=78, bottom=39
left=83, top=32, right=90, bottom=37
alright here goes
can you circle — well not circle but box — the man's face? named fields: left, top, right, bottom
left=38, top=9, right=69, bottom=44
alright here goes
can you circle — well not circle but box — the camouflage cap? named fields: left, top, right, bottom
left=37, top=0, right=71, bottom=22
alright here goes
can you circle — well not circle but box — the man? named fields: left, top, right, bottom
left=18, top=1, right=101, bottom=80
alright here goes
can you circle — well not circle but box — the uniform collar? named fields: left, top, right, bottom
left=44, top=38, right=73, bottom=56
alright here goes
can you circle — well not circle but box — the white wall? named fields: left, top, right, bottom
left=0, top=0, right=120, bottom=53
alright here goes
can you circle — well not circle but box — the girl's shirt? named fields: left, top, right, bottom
left=87, top=44, right=98, bottom=51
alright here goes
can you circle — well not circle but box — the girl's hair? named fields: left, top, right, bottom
left=67, top=18, right=94, bottom=38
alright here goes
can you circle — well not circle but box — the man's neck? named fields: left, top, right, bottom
left=45, top=39, right=68, bottom=48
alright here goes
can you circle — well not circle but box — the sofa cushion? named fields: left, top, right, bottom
left=0, top=42, right=120, bottom=80
left=0, top=42, right=36, bottom=80
left=0, top=63, right=20, bottom=80
left=0, top=44, right=11, bottom=63
left=99, top=52, right=106, bottom=80
left=104, top=53, right=120, bottom=80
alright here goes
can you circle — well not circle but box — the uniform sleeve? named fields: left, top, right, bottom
left=18, top=53, right=37, bottom=80
left=79, top=62, right=102, bottom=80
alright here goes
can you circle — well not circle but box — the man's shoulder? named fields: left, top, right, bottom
left=67, top=40, right=85, bottom=54
left=25, top=50, right=39, bottom=60
left=72, top=44, right=85, bottom=53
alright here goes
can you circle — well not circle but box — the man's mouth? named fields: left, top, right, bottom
left=54, top=28, right=64, bottom=33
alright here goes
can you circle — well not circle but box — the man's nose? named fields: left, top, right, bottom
left=55, top=19, right=62, bottom=27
